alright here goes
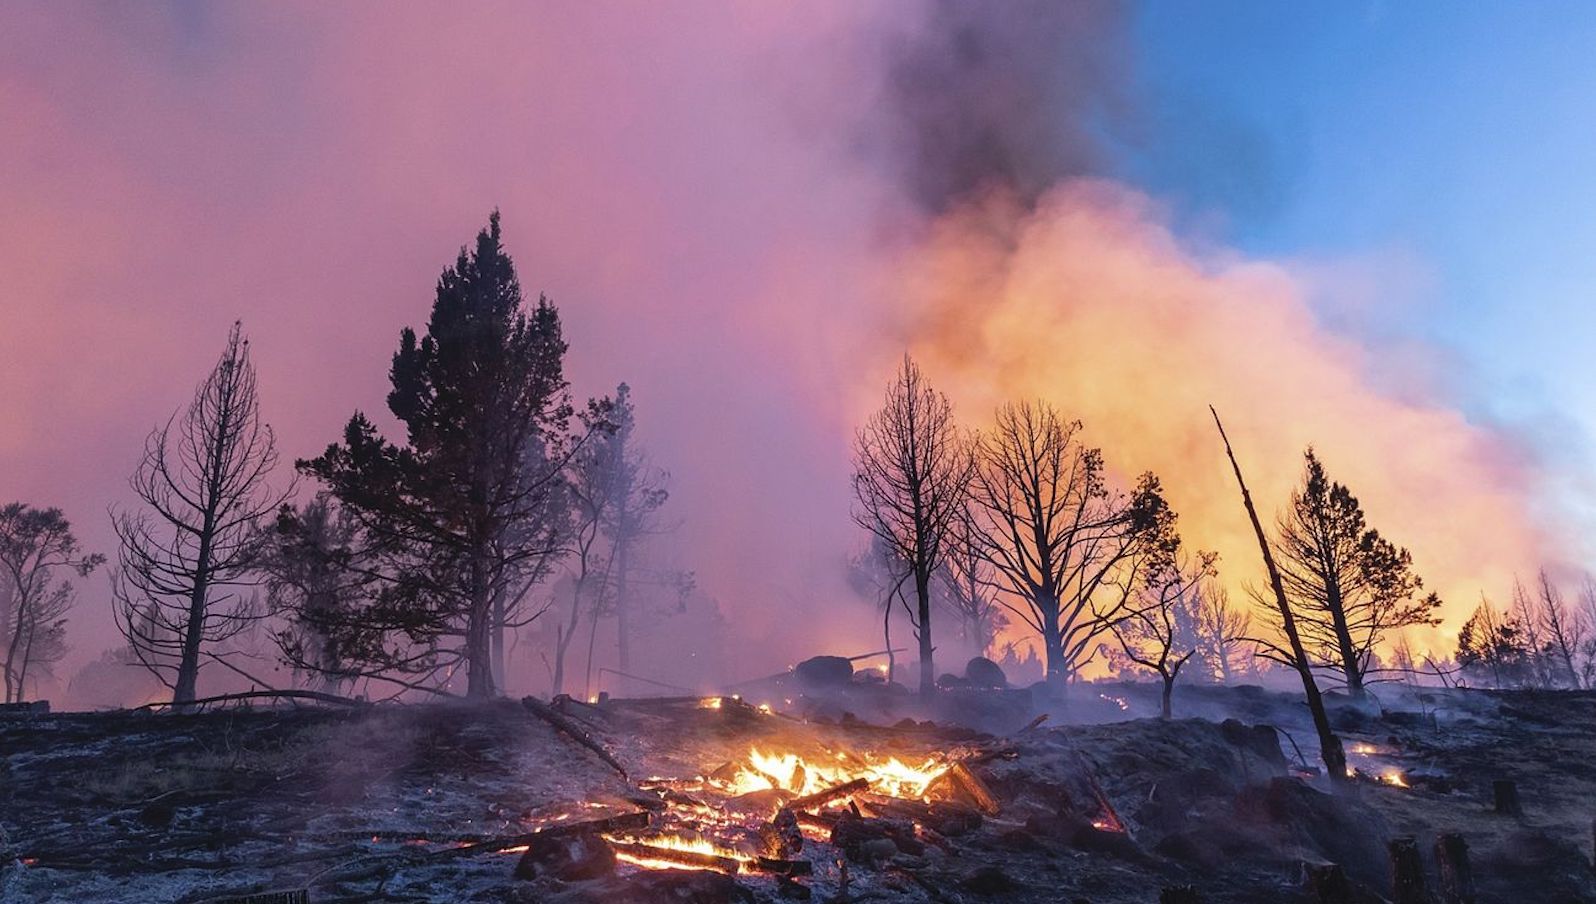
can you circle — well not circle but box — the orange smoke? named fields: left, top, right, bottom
left=889, top=180, right=1548, bottom=658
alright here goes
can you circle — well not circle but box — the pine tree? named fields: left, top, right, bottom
left=301, top=212, right=574, bottom=698
left=1274, top=449, right=1440, bottom=699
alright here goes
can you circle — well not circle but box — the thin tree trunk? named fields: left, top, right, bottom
left=915, top=566, right=934, bottom=697
left=492, top=590, right=507, bottom=693
left=1211, top=407, right=1348, bottom=787
left=1161, top=675, right=1173, bottom=719
left=614, top=531, right=632, bottom=676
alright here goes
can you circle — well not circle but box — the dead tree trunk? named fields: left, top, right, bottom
left=1211, top=407, right=1347, bottom=786
left=1388, top=836, right=1427, bottom=904
left=1434, top=833, right=1476, bottom=904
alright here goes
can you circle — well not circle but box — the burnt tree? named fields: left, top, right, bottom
left=852, top=355, right=973, bottom=697
left=1211, top=407, right=1348, bottom=786
left=1110, top=544, right=1215, bottom=719
left=112, top=323, right=288, bottom=705
left=302, top=212, right=574, bottom=698
left=597, top=383, right=668, bottom=679
left=970, top=401, right=1169, bottom=686
left=0, top=504, right=103, bottom=703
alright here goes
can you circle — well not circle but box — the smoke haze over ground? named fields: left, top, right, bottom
left=0, top=3, right=1572, bottom=702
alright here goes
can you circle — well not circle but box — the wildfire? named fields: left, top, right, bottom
left=717, top=747, right=948, bottom=800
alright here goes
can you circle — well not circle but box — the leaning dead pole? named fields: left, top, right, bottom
left=1210, top=406, right=1348, bottom=786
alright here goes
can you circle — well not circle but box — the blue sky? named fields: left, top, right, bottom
left=1126, top=1, right=1596, bottom=447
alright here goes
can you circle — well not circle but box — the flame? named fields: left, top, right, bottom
left=1380, top=770, right=1408, bottom=788
left=719, top=747, right=947, bottom=799
left=607, top=832, right=750, bottom=872
left=699, top=697, right=724, bottom=709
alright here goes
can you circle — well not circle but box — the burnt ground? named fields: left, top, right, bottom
left=0, top=685, right=1593, bottom=904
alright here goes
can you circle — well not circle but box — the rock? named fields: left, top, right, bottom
left=794, top=656, right=853, bottom=688
left=965, top=657, right=1008, bottom=688
left=513, top=830, right=615, bottom=881
left=1219, top=719, right=1287, bottom=766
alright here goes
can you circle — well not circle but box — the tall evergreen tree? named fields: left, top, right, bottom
left=1273, top=449, right=1440, bottom=700
left=301, top=212, right=574, bottom=698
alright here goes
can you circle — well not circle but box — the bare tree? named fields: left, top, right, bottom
left=1526, top=570, right=1588, bottom=688
left=550, top=405, right=618, bottom=697
left=1211, top=408, right=1348, bottom=786
left=599, top=383, right=669, bottom=679
left=1192, top=584, right=1251, bottom=683
left=852, top=355, right=974, bottom=697
left=112, top=322, right=289, bottom=705
left=969, top=401, right=1169, bottom=686
left=0, top=504, right=103, bottom=702
left=938, top=501, right=1005, bottom=657
left=1110, top=545, right=1215, bottom=718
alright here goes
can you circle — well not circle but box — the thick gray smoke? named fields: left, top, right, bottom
left=881, top=0, right=1133, bottom=213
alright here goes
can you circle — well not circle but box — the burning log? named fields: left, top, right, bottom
left=928, top=763, right=1000, bottom=816
left=1434, top=833, right=1476, bottom=904
left=607, top=839, right=742, bottom=874
left=521, top=695, right=629, bottom=779
left=785, top=777, right=870, bottom=813
left=1388, top=836, right=1427, bottom=904
left=1492, top=779, right=1522, bottom=816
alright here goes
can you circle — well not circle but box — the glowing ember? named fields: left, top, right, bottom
left=1099, top=693, right=1129, bottom=711
left=698, top=697, right=724, bottom=709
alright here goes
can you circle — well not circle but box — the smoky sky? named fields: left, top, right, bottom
left=881, top=0, right=1134, bottom=214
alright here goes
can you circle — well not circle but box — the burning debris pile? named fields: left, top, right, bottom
left=5, top=686, right=1596, bottom=903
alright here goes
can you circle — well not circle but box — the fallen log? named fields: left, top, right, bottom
left=136, top=690, right=366, bottom=712
left=786, top=777, right=870, bottom=813
left=752, top=856, right=813, bottom=876
left=606, top=839, right=741, bottom=874
left=522, top=695, right=629, bottom=779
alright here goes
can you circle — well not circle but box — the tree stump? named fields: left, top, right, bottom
left=1389, top=836, right=1428, bottom=904
left=1302, top=862, right=1351, bottom=904
left=1434, top=833, right=1476, bottom=904
left=1492, top=779, right=1522, bottom=816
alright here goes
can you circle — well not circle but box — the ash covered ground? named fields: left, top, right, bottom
left=2, top=683, right=1594, bottom=904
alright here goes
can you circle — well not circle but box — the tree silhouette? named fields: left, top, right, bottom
left=301, top=212, right=575, bottom=698
left=852, top=356, right=973, bottom=697
left=1272, top=449, right=1440, bottom=699
left=0, top=504, right=103, bottom=703
left=112, top=322, right=287, bottom=705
